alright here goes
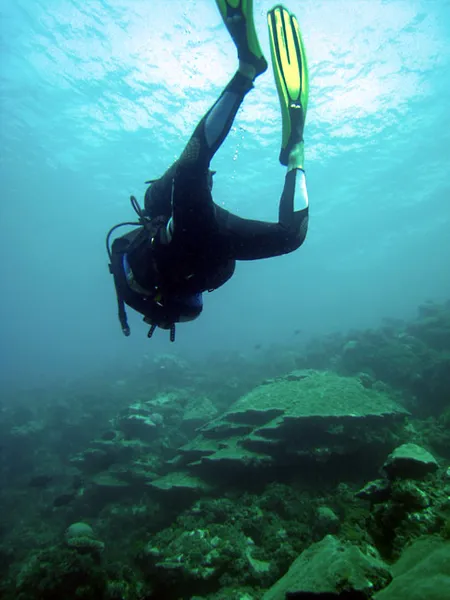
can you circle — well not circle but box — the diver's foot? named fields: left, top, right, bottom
left=268, top=5, right=309, bottom=166
left=217, top=1, right=268, bottom=80
left=282, top=104, right=306, bottom=167
left=238, top=59, right=261, bottom=81
left=287, top=141, right=305, bottom=172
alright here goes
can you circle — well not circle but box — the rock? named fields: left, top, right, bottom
left=246, top=543, right=271, bottom=576
left=65, top=522, right=104, bottom=553
left=148, top=472, right=211, bottom=496
left=106, top=462, right=158, bottom=487
left=356, top=479, right=391, bottom=504
left=343, top=340, right=359, bottom=353
left=382, top=443, right=439, bottom=480
left=181, top=396, right=219, bottom=434
left=223, top=370, right=406, bottom=422
left=316, top=506, right=340, bottom=533
left=146, top=525, right=248, bottom=587
left=117, top=413, right=159, bottom=441
left=66, top=522, right=93, bottom=539
left=100, top=429, right=117, bottom=441
left=373, top=537, right=450, bottom=600
left=146, top=391, right=186, bottom=416
left=369, top=476, right=442, bottom=560
left=391, top=480, right=430, bottom=509
left=262, top=535, right=391, bottom=600
left=171, top=371, right=408, bottom=485
left=71, top=447, right=116, bottom=475
left=182, top=435, right=273, bottom=474
left=91, top=473, right=129, bottom=487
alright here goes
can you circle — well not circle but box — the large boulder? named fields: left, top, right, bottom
left=262, top=534, right=391, bottom=599
left=382, top=443, right=439, bottom=480
left=374, top=537, right=450, bottom=600
left=159, top=370, right=409, bottom=488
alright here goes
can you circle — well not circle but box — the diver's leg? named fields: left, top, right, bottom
left=222, top=166, right=308, bottom=260
left=269, top=5, right=309, bottom=242
left=177, top=71, right=254, bottom=173
left=161, top=69, right=253, bottom=247
left=279, top=165, right=308, bottom=229
left=145, top=69, right=253, bottom=230
left=165, top=0, right=268, bottom=241
left=178, top=0, right=269, bottom=171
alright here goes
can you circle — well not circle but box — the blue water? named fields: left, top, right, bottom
left=1, top=0, right=450, bottom=386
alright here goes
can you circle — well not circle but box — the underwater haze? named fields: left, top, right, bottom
left=1, top=0, right=450, bottom=388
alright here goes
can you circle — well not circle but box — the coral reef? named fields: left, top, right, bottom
left=1, top=300, right=449, bottom=599
left=155, top=370, right=409, bottom=496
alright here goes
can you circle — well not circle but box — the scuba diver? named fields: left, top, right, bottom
left=107, top=1, right=309, bottom=341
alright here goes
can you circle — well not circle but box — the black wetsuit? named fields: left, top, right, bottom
left=111, top=72, right=308, bottom=330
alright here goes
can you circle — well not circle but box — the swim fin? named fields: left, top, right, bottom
left=268, top=5, right=309, bottom=167
left=216, top=0, right=268, bottom=79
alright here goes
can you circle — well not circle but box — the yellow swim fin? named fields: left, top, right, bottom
left=268, top=5, right=309, bottom=167
left=216, top=0, right=268, bottom=79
